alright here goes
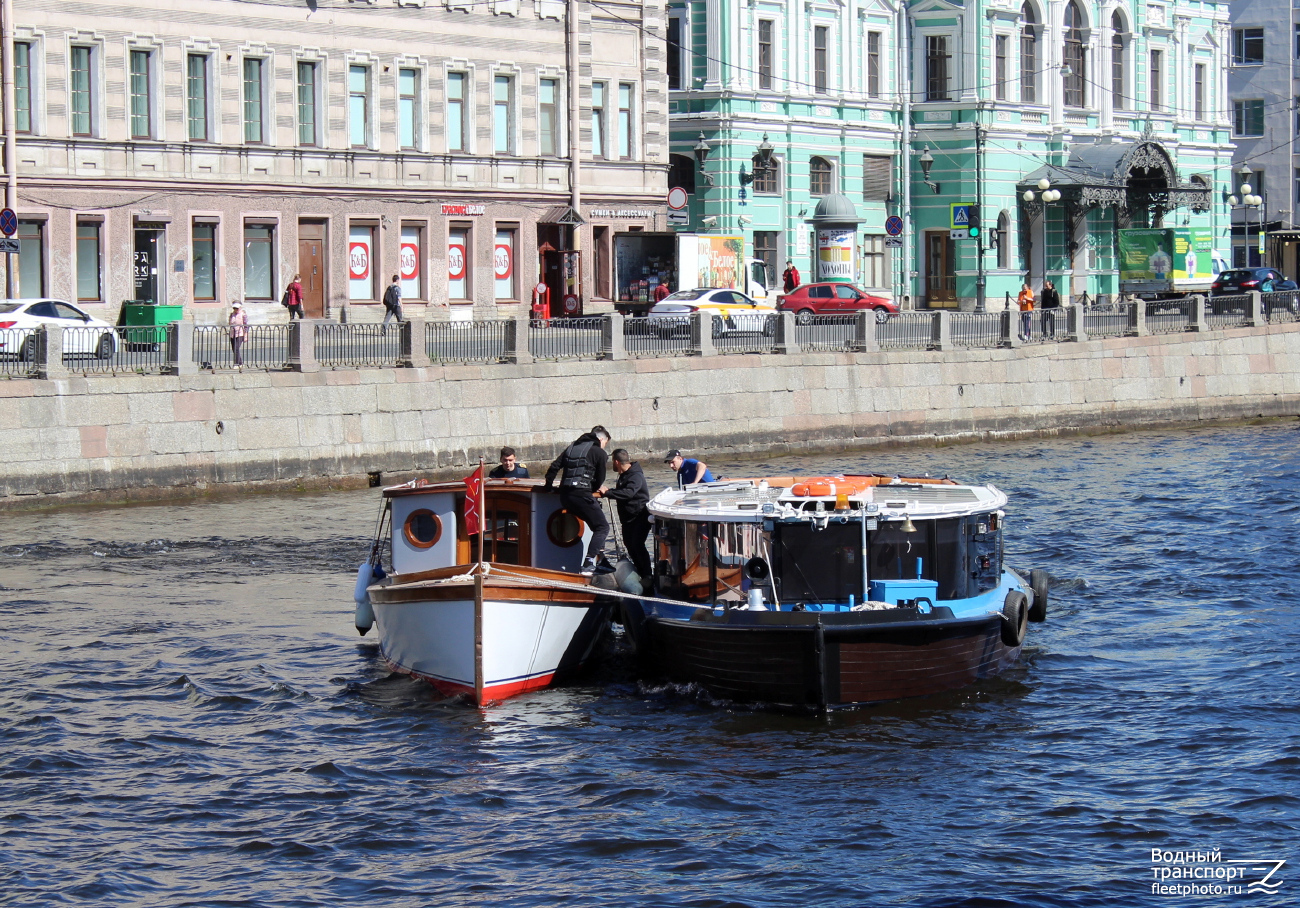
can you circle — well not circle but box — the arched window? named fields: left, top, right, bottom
left=809, top=156, right=833, bottom=195
left=1111, top=12, right=1126, bottom=111
left=1020, top=4, right=1038, bottom=104
left=996, top=210, right=1010, bottom=270
left=1063, top=1, right=1086, bottom=108
left=751, top=153, right=779, bottom=194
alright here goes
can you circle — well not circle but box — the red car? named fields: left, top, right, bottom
left=777, top=283, right=898, bottom=323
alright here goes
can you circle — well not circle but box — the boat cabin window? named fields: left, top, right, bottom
left=403, top=509, right=444, bottom=549
left=774, top=523, right=864, bottom=604
left=547, top=509, right=585, bottom=547
left=655, top=520, right=759, bottom=603
left=870, top=518, right=973, bottom=600
left=460, top=492, right=531, bottom=565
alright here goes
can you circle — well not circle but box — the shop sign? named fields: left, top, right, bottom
left=442, top=203, right=485, bottom=216
left=349, top=242, right=370, bottom=280
left=494, top=243, right=513, bottom=280
left=400, top=243, right=419, bottom=280
left=447, top=243, right=467, bottom=280
left=588, top=209, right=655, bottom=219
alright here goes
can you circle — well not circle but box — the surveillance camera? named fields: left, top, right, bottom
left=700, top=216, right=718, bottom=227
left=738, top=215, right=752, bottom=225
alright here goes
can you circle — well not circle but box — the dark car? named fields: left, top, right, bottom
left=1211, top=268, right=1297, bottom=295
left=777, top=283, right=898, bottom=323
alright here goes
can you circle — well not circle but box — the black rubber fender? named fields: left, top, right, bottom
left=1029, top=569, right=1049, bottom=623
left=1001, top=590, right=1029, bottom=647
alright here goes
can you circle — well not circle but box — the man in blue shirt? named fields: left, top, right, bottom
left=665, top=449, right=714, bottom=486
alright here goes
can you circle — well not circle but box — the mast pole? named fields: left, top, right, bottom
left=474, top=457, right=485, bottom=705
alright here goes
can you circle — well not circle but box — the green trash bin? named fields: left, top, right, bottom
left=119, top=300, right=184, bottom=351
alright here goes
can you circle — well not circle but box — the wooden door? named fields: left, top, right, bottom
left=924, top=230, right=957, bottom=309
left=298, top=220, right=327, bottom=317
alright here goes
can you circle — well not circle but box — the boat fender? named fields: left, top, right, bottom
left=1028, top=569, right=1049, bottom=622
left=1000, top=591, right=1029, bottom=647
left=618, top=572, right=644, bottom=596
left=353, top=562, right=375, bottom=636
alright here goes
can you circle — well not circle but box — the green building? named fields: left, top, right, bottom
left=667, top=0, right=1235, bottom=308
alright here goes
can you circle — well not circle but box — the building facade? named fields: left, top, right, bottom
left=669, top=0, right=1236, bottom=308
left=1, top=0, right=668, bottom=322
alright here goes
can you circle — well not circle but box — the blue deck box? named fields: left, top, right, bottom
left=868, top=578, right=939, bottom=607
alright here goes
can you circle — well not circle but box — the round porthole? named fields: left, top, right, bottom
left=403, top=509, right=443, bottom=549
left=546, top=509, right=586, bottom=547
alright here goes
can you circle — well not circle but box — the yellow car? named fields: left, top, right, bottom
left=646, top=288, right=777, bottom=338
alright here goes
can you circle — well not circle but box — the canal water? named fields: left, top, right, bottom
left=2, top=425, right=1297, bottom=907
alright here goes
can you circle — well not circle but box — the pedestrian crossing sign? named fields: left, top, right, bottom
left=950, top=204, right=972, bottom=230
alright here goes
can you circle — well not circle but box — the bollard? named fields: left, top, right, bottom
left=602, top=313, right=626, bottom=361
left=933, top=310, right=951, bottom=351
left=506, top=314, right=534, bottom=365
left=1001, top=309, right=1020, bottom=348
left=289, top=318, right=319, bottom=373
left=401, top=318, right=431, bottom=368
left=36, top=325, right=70, bottom=380
left=1067, top=303, right=1087, bottom=342
left=773, top=311, right=797, bottom=355
left=1132, top=298, right=1147, bottom=336
left=1248, top=291, right=1265, bottom=327
left=852, top=310, right=879, bottom=352
left=1188, top=294, right=1206, bottom=333
left=167, top=321, right=198, bottom=376
left=690, top=311, right=716, bottom=357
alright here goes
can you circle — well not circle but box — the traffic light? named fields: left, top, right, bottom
left=967, top=205, right=981, bottom=239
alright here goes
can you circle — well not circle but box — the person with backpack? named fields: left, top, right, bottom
left=543, top=426, right=612, bottom=574
left=282, top=274, right=305, bottom=320
left=382, top=275, right=403, bottom=327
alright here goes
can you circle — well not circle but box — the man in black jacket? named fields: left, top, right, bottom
left=1040, top=279, right=1061, bottom=339
left=543, top=425, right=611, bottom=573
left=600, top=449, right=652, bottom=579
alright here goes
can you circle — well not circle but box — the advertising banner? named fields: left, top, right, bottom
left=695, top=235, right=745, bottom=289
left=817, top=229, right=855, bottom=281
left=1119, top=228, right=1215, bottom=282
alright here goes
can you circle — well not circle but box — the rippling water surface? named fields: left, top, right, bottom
left=3, top=426, right=1298, bottom=907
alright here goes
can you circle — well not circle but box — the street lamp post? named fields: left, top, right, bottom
left=1022, top=179, right=1060, bottom=286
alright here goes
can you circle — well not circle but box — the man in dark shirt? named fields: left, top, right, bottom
left=600, top=449, right=652, bottom=579
left=1040, top=279, right=1061, bottom=339
left=543, top=426, right=611, bottom=573
left=488, top=446, right=529, bottom=479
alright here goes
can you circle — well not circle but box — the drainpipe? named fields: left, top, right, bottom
left=2, top=0, right=15, bottom=299
left=567, top=0, right=581, bottom=224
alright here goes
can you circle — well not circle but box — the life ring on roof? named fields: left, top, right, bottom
left=790, top=476, right=879, bottom=497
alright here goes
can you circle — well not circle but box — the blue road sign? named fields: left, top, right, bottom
left=950, top=204, right=972, bottom=229
left=885, top=215, right=904, bottom=236
left=0, top=208, right=16, bottom=237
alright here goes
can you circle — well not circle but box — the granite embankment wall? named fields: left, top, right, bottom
left=3, top=323, right=1300, bottom=507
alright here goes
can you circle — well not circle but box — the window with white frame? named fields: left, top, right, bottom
left=14, top=40, right=32, bottom=134
left=1194, top=63, right=1205, bottom=121
left=297, top=61, right=317, bottom=146
left=187, top=54, right=209, bottom=141
left=129, top=49, right=153, bottom=139
left=76, top=220, right=102, bottom=302
left=591, top=81, right=606, bottom=158
left=925, top=35, right=950, bottom=101
left=348, top=223, right=377, bottom=300
left=758, top=20, right=774, bottom=91
left=667, top=15, right=685, bottom=91
left=1111, top=13, right=1126, bottom=111
left=1233, top=100, right=1264, bottom=137
left=243, top=223, right=275, bottom=300
left=867, top=32, right=882, bottom=98
left=494, top=74, right=513, bottom=154
left=617, top=83, right=633, bottom=159
left=193, top=220, right=217, bottom=301
left=399, top=68, right=420, bottom=150
left=1063, top=1, right=1085, bottom=108
left=349, top=64, right=370, bottom=148
left=1020, top=5, right=1037, bottom=104
left=1233, top=28, right=1264, bottom=66
left=539, top=77, right=559, bottom=155
left=995, top=35, right=1008, bottom=101
left=814, top=26, right=829, bottom=94
left=400, top=224, right=424, bottom=300
left=447, top=71, right=467, bottom=152
left=494, top=227, right=517, bottom=300
left=861, top=236, right=888, bottom=290
left=810, top=156, right=833, bottom=195
left=243, top=58, right=265, bottom=144
left=1149, top=49, right=1163, bottom=111
left=70, top=45, right=94, bottom=137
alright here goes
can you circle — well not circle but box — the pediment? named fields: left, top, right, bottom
left=910, top=0, right=964, bottom=14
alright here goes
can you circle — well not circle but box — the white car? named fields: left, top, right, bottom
left=646, top=288, right=777, bottom=338
left=0, top=298, right=119, bottom=360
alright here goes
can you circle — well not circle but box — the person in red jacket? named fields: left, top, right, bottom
left=285, top=274, right=305, bottom=320
left=782, top=260, right=800, bottom=292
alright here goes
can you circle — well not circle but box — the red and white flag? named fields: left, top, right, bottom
left=463, top=465, right=484, bottom=536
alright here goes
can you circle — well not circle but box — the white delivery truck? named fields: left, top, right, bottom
left=613, top=232, right=768, bottom=316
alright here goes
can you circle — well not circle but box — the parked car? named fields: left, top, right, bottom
left=1210, top=268, right=1297, bottom=295
left=646, top=288, right=776, bottom=338
left=0, top=298, right=119, bottom=360
left=777, top=282, right=898, bottom=323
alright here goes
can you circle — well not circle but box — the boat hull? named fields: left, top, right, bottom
left=372, top=588, right=609, bottom=704
left=636, top=610, right=1018, bottom=709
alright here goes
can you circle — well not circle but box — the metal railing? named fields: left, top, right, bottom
left=949, top=311, right=1004, bottom=348
left=1262, top=290, right=1300, bottom=324
left=426, top=320, right=510, bottom=364
left=315, top=323, right=402, bottom=369
left=625, top=315, right=690, bottom=358
left=795, top=314, right=857, bottom=352
left=528, top=316, right=604, bottom=361
left=1205, top=294, right=1251, bottom=330
left=878, top=312, right=936, bottom=350
left=58, top=326, right=169, bottom=374
left=1145, top=299, right=1196, bottom=335
left=712, top=313, right=777, bottom=354
left=0, top=328, right=38, bottom=378
left=194, top=325, right=292, bottom=370
left=1083, top=302, right=1135, bottom=338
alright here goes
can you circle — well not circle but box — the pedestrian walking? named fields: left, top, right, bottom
left=1040, top=279, right=1061, bottom=339
left=382, top=275, right=403, bottom=328
left=1017, top=282, right=1035, bottom=341
left=782, top=260, right=800, bottom=293
left=283, top=274, right=305, bottom=320
left=543, top=426, right=612, bottom=574
left=228, top=300, right=249, bottom=367
left=599, top=449, right=652, bottom=580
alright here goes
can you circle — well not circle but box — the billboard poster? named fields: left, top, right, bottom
left=1172, top=228, right=1214, bottom=279
left=695, top=235, right=744, bottom=289
left=1119, top=228, right=1215, bottom=281
left=817, top=229, right=855, bottom=281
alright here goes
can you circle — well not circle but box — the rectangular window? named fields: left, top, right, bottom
left=1194, top=64, right=1205, bottom=121
left=187, top=54, right=208, bottom=141
left=758, top=20, right=773, bottom=91
left=1233, top=99, right=1264, bottom=137
left=539, top=78, right=559, bottom=156
left=448, top=226, right=470, bottom=300
left=1233, top=28, right=1264, bottom=66
left=243, top=58, right=263, bottom=143
left=1294, top=168, right=1300, bottom=207
left=1295, top=23, right=1300, bottom=59
left=70, top=46, right=92, bottom=136
left=399, top=68, right=419, bottom=150
left=995, top=35, right=1008, bottom=101
left=753, top=231, right=777, bottom=290
left=14, top=41, right=31, bottom=133
left=493, top=74, right=513, bottom=154
left=814, top=26, right=828, bottom=94
left=1112, top=36, right=1124, bottom=110
left=1021, top=25, right=1037, bottom=104
left=297, top=61, right=317, bottom=146
left=494, top=227, right=517, bottom=300
left=243, top=224, right=274, bottom=299
left=400, top=224, right=423, bottom=301
left=591, top=81, right=606, bottom=158
left=129, top=49, right=151, bottom=139
left=752, top=154, right=778, bottom=193
left=349, top=65, right=369, bottom=148
left=617, top=83, right=633, bottom=159
left=667, top=17, right=683, bottom=91
left=867, top=32, right=881, bottom=99
left=861, top=235, right=887, bottom=290
left=447, top=71, right=466, bottom=152
left=862, top=154, right=891, bottom=202
left=348, top=224, right=376, bottom=301
left=76, top=221, right=102, bottom=302
left=1149, top=50, right=1162, bottom=111
left=926, top=35, right=950, bottom=101
left=193, top=222, right=216, bottom=301
left=17, top=220, right=45, bottom=298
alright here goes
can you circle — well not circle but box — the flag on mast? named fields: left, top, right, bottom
left=463, top=465, right=484, bottom=537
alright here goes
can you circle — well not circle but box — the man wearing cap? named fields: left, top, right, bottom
left=665, top=450, right=714, bottom=486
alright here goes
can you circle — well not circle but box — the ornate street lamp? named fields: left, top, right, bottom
left=693, top=133, right=714, bottom=187
left=917, top=146, right=940, bottom=194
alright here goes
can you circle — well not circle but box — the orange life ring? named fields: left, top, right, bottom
left=790, top=476, right=880, bottom=497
